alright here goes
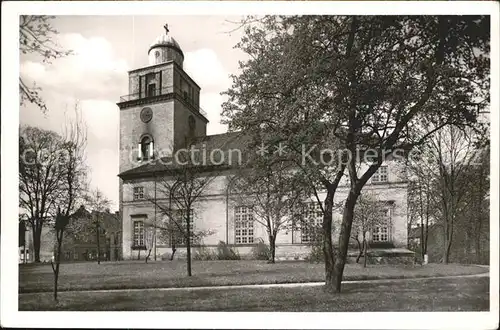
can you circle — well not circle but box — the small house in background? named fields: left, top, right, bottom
left=62, top=205, right=123, bottom=262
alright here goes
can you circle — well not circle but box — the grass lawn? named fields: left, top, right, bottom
left=19, top=260, right=487, bottom=293
left=19, top=276, right=489, bottom=311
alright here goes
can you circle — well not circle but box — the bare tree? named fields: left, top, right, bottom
left=149, top=150, right=220, bottom=275
left=230, top=148, right=305, bottom=263
left=404, top=120, right=490, bottom=265
left=19, top=126, right=62, bottom=262
left=155, top=216, right=179, bottom=261
left=50, top=105, right=88, bottom=301
left=350, top=193, right=387, bottom=267
left=19, top=15, right=72, bottom=113
left=469, top=143, right=490, bottom=264
left=407, top=162, right=436, bottom=262
left=143, top=223, right=155, bottom=263
left=82, top=189, right=111, bottom=265
left=420, top=126, right=481, bottom=263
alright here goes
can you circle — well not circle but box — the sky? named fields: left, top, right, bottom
left=19, top=15, right=249, bottom=211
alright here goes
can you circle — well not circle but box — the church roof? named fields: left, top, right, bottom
left=118, top=131, right=252, bottom=179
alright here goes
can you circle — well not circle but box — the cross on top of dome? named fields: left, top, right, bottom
left=148, top=23, right=184, bottom=67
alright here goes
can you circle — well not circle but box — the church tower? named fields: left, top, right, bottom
left=117, top=23, right=208, bottom=175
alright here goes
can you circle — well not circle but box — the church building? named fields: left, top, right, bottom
left=117, top=25, right=412, bottom=262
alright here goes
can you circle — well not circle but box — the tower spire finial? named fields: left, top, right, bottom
left=164, top=23, right=169, bottom=34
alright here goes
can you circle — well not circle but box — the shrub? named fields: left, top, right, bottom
left=305, top=241, right=324, bottom=263
left=251, top=238, right=271, bottom=260
left=216, top=241, right=241, bottom=260
left=193, top=245, right=217, bottom=261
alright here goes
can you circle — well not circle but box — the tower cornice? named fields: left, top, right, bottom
left=116, top=92, right=209, bottom=123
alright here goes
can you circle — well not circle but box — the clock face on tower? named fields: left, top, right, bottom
left=140, top=107, right=153, bottom=123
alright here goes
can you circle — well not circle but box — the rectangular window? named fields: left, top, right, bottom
left=145, top=72, right=157, bottom=97
left=235, top=206, right=254, bottom=244
left=133, top=187, right=144, bottom=200
left=301, top=202, right=323, bottom=244
left=371, top=209, right=391, bottom=242
left=147, top=84, right=156, bottom=97
left=372, top=166, right=388, bottom=183
left=133, top=221, right=145, bottom=246
left=65, top=251, right=71, bottom=260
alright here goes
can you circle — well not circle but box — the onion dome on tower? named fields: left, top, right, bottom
left=148, top=23, right=184, bottom=68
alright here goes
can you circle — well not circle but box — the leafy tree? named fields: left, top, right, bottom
left=223, top=15, right=489, bottom=292
left=19, top=15, right=72, bottom=113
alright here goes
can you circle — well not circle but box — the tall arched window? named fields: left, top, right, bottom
left=139, top=136, right=154, bottom=160
left=188, top=115, right=196, bottom=138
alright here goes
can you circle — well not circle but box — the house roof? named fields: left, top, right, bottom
left=70, top=205, right=121, bottom=233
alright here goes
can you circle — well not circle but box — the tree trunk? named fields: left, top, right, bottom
left=445, top=234, right=453, bottom=264
left=331, top=190, right=360, bottom=292
left=475, top=233, right=482, bottom=264
left=355, top=238, right=362, bottom=264
left=322, top=188, right=336, bottom=292
left=96, top=222, right=101, bottom=265
left=186, top=212, right=192, bottom=277
left=423, top=188, right=430, bottom=256
left=443, top=233, right=450, bottom=264
left=269, top=234, right=276, bottom=264
left=418, top=180, right=425, bottom=260
left=444, top=212, right=454, bottom=264
left=145, top=248, right=152, bottom=263
left=52, top=230, right=63, bottom=302
left=33, top=224, right=42, bottom=263
left=170, top=244, right=177, bottom=261
left=475, top=164, right=484, bottom=264
left=420, top=219, right=425, bottom=260
left=363, top=239, right=368, bottom=268
left=443, top=209, right=450, bottom=264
